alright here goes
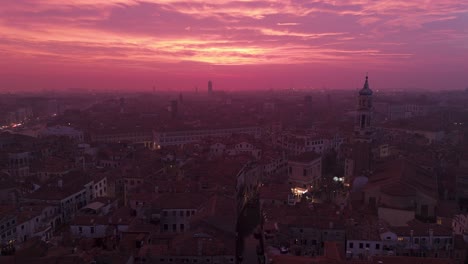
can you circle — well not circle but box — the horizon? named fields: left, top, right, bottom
left=0, top=0, right=467, bottom=91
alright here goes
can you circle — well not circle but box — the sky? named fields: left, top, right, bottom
left=0, top=0, right=467, bottom=92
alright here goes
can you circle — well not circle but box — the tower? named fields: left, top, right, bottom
left=119, top=97, right=125, bottom=114
left=171, top=100, right=178, bottom=119
left=344, top=74, right=374, bottom=182
left=354, top=74, right=373, bottom=142
left=208, top=80, right=213, bottom=93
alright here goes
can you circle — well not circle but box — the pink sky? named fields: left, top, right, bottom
left=0, top=0, right=467, bottom=91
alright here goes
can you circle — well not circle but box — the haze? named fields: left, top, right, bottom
left=0, top=0, right=467, bottom=91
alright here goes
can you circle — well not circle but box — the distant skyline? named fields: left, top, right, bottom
left=0, top=0, right=467, bottom=91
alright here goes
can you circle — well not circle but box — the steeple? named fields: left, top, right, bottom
left=359, top=74, right=372, bottom=96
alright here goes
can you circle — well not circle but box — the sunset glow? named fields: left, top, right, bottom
left=0, top=0, right=467, bottom=91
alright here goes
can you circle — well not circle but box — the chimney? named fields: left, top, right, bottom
left=197, top=238, right=203, bottom=256
left=410, top=230, right=414, bottom=245
left=429, top=229, right=434, bottom=247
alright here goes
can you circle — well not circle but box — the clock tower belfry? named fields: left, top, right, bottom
left=354, top=74, right=373, bottom=142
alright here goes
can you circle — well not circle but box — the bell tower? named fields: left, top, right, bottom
left=354, top=74, right=373, bottom=141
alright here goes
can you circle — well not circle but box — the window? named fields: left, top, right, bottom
left=164, top=224, right=168, bottom=231
left=173, top=211, right=176, bottom=216
left=90, top=227, right=95, bottom=234
left=180, top=224, right=185, bottom=231
left=180, top=211, right=184, bottom=217
left=365, top=243, right=370, bottom=248
left=172, top=224, right=176, bottom=231
left=303, top=169, right=307, bottom=176
left=359, top=243, right=363, bottom=249
left=349, top=242, right=354, bottom=249
left=79, top=227, right=83, bottom=233
left=164, top=211, right=168, bottom=217
left=414, top=238, right=419, bottom=244
left=375, top=244, right=380, bottom=250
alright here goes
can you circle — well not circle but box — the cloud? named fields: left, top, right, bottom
left=277, top=22, right=301, bottom=26
left=0, top=0, right=466, bottom=90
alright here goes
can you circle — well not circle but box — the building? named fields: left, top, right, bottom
left=344, top=74, right=374, bottom=182
left=379, top=220, right=454, bottom=258
left=287, top=152, right=322, bottom=194
left=23, top=172, right=96, bottom=222
left=15, top=203, right=59, bottom=243
left=150, top=193, right=207, bottom=233
left=363, top=159, right=438, bottom=220
left=39, top=125, right=84, bottom=142
left=7, top=151, right=31, bottom=179
left=0, top=206, right=17, bottom=244
left=154, top=126, right=261, bottom=147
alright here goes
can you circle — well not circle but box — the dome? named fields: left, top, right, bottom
left=359, top=75, right=373, bottom=96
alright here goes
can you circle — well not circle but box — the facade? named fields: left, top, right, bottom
left=275, top=132, right=345, bottom=156
left=70, top=216, right=110, bottom=238
left=154, top=126, right=261, bottom=147
left=0, top=207, right=17, bottom=244
left=92, top=176, right=108, bottom=200
left=149, top=193, right=207, bottom=234
left=23, top=177, right=95, bottom=222
left=363, top=159, right=438, bottom=219
left=91, top=130, right=154, bottom=148
left=288, top=152, right=322, bottom=192
left=388, top=104, right=429, bottom=120
left=7, top=151, right=31, bottom=179
left=15, top=204, right=59, bottom=243
left=39, top=125, right=84, bottom=142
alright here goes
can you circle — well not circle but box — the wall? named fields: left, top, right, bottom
left=378, top=207, right=415, bottom=226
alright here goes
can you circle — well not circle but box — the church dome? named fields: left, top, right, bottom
left=359, top=75, right=373, bottom=96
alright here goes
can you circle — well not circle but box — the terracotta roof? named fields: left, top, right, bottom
left=259, top=183, right=291, bottom=201
left=389, top=219, right=453, bottom=236
left=151, top=193, right=208, bottom=210
left=190, top=195, right=237, bottom=235
left=366, top=159, right=438, bottom=199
